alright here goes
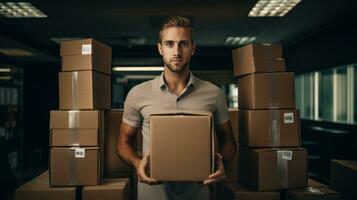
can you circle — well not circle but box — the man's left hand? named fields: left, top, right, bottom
left=202, top=153, right=226, bottom=186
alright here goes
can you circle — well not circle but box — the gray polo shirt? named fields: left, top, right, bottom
left=123, top=71, right=230, bottom=200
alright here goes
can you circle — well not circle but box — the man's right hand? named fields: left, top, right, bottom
left=134, top=154, right=158, bottom=184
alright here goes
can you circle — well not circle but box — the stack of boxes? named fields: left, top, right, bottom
left=222, top=43, right=340, bottom=200
left=16, top=39, right=129, bottom=200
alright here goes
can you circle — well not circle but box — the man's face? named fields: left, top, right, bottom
left=158, top=27, right=196, bottom=73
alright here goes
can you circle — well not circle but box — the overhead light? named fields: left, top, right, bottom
left=50, top=37, right=84, bottom=44
left=224, top=36, right=256, bottom=46
left=112, top=66, right=164, bottom=72
left=0, top=68, right=11, bottom=72
left=248, top=0, right=301, bottom=17
left=0, top=76, right=11, bottom=80
left=0, top=2, right=47, bottom=18
left=0, top=48, right=34, bottom=57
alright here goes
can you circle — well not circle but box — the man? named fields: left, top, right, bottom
left=117, top=16, right=236, bottom=199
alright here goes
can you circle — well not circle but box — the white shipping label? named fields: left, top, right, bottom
left=279, top=150, right=293, bottom=160
left=74, top=148, right=85, bottom=158
left=284, top=112, right=294, bottom=124
left=82, top=44, right=92, bottom=55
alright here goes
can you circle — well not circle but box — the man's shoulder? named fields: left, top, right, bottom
left=194, top=76, right=223, bottom=94
left=128, top=77, right=158, bottom=95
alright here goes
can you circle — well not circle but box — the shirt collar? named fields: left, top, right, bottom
left=158, top=71, right=196, bottom=89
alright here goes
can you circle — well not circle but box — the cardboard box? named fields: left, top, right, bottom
left=239, top=109, right=300, bottom=147
left=82, top=178, right=129, bottom=200
left=61, top=38, right=112, bottom=75
left=50, top=110, right=104, bottom=147
left=104, top=110, right=133, bottom=175
left=308, top=179, right=327, bottom=188
left=229, top=108, right=239, bottom=143
left=50, top=147, right=101, bottom=186
left=224, top=182, right=280, bottom=200
left=150, top=111, right=214, bottom=181
left=50, top=110, right=104, bottom=129
left=330, top=160, right=357, bottom=200
left=59, top=71, right=111, bottom=110
left=232, top=44, right=285, bottom=77
left=238, top=72, right=295, bottom=109
left=239, top=145, right=307, bottom=191
left=285, top=187, right=341, bottom=200
left=15, top=170, right=78, bottom=200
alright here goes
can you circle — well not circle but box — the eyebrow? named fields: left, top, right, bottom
left=163, top=40, right=190, bottom=43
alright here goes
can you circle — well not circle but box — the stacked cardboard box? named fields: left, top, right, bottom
left=149, top=110, right=215, bottom=181
left=49, top=39, right=112, bottom=186
left=232, top=44, right=308, bottom=193
left=16, top=39, right=131, bottom=200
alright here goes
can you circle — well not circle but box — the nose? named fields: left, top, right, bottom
left=172, top=43, right=181, bottom=57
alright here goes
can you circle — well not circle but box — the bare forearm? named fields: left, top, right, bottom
left=117, top=138, right=141, bottom=168
left=220, top=140, right=236, bottom=163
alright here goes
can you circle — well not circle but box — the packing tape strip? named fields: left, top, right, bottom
left=69, top=147, right=78, bottom=185
left=268, top=73, right=279, bottom=109
left=306, top=187, right=324, bottom=195
left=277, top=150, right=290, bottom=188
left=71, top=72, right=78, bottom=109
left=68, top=129, right=80, bottom=147
left=270, top=110, right=280, bottom=147
left=68, top=110, right=80, bottom=128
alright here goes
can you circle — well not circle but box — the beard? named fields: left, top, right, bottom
left=164, top=59, right=189, bottom=73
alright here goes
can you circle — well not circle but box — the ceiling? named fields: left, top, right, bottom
left=0, top=0, right=354, bottom=71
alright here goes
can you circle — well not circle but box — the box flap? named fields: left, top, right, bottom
left=150, top=110, right=212, bottom=117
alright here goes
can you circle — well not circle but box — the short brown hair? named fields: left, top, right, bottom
left=158, top=16, right=194, bottom=44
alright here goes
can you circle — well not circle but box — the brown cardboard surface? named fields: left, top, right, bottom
left=82, top=178, right=129, bottom=200
left=15, top=170, right=77, bottom=200
left=104, top=110, right=133, bottom=175
left=330, top=160, right=357, bottom=200
left=238, top=72, right=295, bottom=109
left=229, top=108, right=239, bottom=143
left=50, top=129, right=101, bottom=147
left=50, top=110, right=104, bottom=129
left=239, top=109, right=300, bottom=147
left=239, top=145, right=307, bottom=191
left=285, top=186, right=341, bottom=200
left=308, top=179, right=327, bottom=188
left=50, top=147, right=101, bottom=186
left=224, top=182, right=280, bottom=200
left=232, top=44, right=285, bottom=77
left=149, top=111, right=214, bottom=181
left=60, top=38, right=112, bottom=75
left=59, top=71, right=111, bottom=110
left=233, top=57, right=285, bottom=77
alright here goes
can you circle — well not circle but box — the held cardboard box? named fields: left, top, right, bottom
left=224, top=182, right=280, bottom=200
left=239, top=109, right=300, bottom=147
left=238, top=72, right=295, bottom=109
left=15, top=170, right=78, bottom=200
left=59, top=71, right=111, bottom=110
left=50, top=147, right=101, bottom=186
left=104, top=110, right=133, bottom=175
left=60, top=38, right=112, bottom=75
left=50, top=110, right=105, bottom=147
left=232, top=44, right=285, bottom=77
left=330, top=160, right=357, bottom=200
left=229, top=108, right=239, bottom=143
left=239, top=145, right=307, bottom=191
left=82, top=178, right=129, bottom=200
left=149, top=110, right=215, bottom=181
left=285, top=187, right=341, bottom=200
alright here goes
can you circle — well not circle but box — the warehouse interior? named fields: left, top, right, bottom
left=1, top=0, right=357, bottom=199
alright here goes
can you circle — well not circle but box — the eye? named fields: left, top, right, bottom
left=179, top=41, right=189, bottom=47
left=165, top=41, right=174, bottom=48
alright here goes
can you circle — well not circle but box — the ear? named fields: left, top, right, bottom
left=191, top=43, right=196, bottom=56
left=157, top=43, right=163, bottom=56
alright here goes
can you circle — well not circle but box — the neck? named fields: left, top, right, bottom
left=163, top=67, right=190, bottom=95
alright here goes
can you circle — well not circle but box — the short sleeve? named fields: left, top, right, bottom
left=214, top=89, right=230, bottom=125
left=122, top=87, right=142, bottom=128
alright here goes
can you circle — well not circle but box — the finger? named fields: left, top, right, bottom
left=202, top=174, right=226, bottom=186
left=208, top=167, right=225, bottom=179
